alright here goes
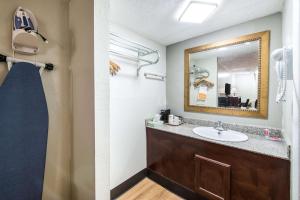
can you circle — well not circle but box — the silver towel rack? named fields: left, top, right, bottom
left=144, top=72, right=166, bottom=81
left=109, top=33, right=160, bottom=76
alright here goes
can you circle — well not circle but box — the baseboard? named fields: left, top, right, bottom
left=147, top=169, right=207, bottom=200
left=110, top=168, right=206, bottom=200
left=110, top=168, right=148, bottom=199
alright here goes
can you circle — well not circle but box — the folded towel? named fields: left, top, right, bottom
left=197, top=86, right=208, bottom=101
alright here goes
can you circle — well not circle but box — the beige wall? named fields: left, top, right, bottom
left=0, top=1, right=110, bottom=200
left=0, top=0, right=71, bottom=200
left=69, top=0, right=97, bottom=199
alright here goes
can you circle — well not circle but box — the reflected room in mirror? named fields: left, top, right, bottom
left=184, top=31, right=270, bottom=118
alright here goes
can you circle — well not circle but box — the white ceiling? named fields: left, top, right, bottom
left=109, top=0, right=284, bottom=46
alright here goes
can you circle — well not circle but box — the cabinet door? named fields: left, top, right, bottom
left=195, top=155, right=231, bottom=200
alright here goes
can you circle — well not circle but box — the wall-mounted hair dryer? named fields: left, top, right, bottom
left=271, top=47, right=293, bottom=103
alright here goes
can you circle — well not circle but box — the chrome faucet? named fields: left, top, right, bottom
left=215, top=121, right=225, bottom=132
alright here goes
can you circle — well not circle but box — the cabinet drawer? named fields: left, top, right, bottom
left=195, top=155, right=231, bottom=200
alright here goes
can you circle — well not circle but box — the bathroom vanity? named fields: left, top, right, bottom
left=146, top=123, right=290, bottom=200
left=143, top=30, right=292, bottom=200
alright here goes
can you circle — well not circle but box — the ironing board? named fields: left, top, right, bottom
left=0, top=62, right=49, bottom=200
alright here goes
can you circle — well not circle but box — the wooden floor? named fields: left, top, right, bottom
left=117, top=178, right=183, bottom=200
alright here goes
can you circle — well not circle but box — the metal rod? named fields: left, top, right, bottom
left=139, top=49, right=159, bottom=57
left=110, top=33, right=154, bottom=52
left=110, top=39, right=149, bottom=55
left=110, top=39, right=157, bottom=57
left=109, top=50, right=154, bottom=64
left=0, top=54, right=54, bottom=70
left=144, top=72, right=166, bottom=81
left=137, top=51, right=160, bottom=75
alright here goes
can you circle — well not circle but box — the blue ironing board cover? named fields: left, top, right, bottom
left=0, top=62, right=49, bottom=200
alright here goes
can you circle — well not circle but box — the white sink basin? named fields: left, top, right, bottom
left=192, top=127, right=248, bottom=142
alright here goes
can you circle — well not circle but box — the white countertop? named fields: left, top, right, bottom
left=146, top=122, right=290, bottom=160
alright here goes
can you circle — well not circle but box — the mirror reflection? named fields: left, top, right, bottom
left=189, top=40, right=260, bottom=111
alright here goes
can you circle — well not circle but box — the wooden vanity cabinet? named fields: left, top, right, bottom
left=146, top=127, right=290, bottom=200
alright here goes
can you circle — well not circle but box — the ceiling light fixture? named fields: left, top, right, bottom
left=218, top=47, right=228, bottom=51
left=179, top=1, right=218, bottom=23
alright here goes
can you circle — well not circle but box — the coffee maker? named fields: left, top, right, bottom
left=160, top=109, right=170, bottom=123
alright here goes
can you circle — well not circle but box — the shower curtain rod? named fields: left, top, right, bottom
left=0, top=54, right=54, bottom=71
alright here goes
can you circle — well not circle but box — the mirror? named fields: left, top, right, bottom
left=184, top=31, right=270, bottom=118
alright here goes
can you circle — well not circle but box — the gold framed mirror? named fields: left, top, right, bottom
left=184, top=31, right=270, bottom=118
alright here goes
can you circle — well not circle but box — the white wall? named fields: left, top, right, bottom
left=283, top=0, right=300, bottom=199
left=109, top=24, right=166, bottom=189
left=166, top=13, right=282, bottom=128
left=282, top=0, right=294, bottom=145
left=94, top=0, right=110, bottom=199
left=291, top=0, right=300, bottom=198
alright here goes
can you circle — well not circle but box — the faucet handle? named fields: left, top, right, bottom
left=215, top=121, right=224, bottom=131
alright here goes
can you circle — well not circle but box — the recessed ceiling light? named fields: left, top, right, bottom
left=218, top=47, right=228, bottom=51
left=179, top=1, right=218, bottom=23
left=218, top=73, right=230, bottom=78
